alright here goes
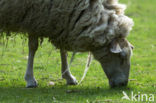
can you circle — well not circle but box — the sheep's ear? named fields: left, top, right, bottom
left=128, top=42, right=134, bottom=50
left=110, top=40, right=122, bottom=53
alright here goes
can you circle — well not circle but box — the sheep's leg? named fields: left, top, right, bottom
left=25, top=36, right=38, bottom=88
left=60, top=49, right=77, bottom=85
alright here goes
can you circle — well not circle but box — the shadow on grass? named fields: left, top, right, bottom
left=0, top=84, right=134, bottom=102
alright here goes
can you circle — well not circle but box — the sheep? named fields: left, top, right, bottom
left=0, top=0, right=134, bottom=88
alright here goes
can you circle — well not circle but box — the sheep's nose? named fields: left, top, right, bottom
left=109, top=78, right=128, bottom=88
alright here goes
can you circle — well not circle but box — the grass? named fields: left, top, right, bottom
left=0, top=0, right=156, bottom=102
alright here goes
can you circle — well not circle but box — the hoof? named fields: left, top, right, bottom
left=63, top=75, right=78, bottom=85
left=67, top=80, right=78, bottom=85
left=26, top=84, right=38, bottom=88
left=26, top=80, right=38, bottom=88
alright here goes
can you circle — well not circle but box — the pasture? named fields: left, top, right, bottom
left=0, top=0, right=156, bottom=102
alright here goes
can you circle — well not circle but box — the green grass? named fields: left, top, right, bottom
left=0, top=0, right=156, bottom=102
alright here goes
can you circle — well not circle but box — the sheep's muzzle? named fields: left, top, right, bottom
left=92, top=38, right=133, bottom=88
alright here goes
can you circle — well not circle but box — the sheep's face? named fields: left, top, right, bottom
left=92, top=38, right=133, bottom=88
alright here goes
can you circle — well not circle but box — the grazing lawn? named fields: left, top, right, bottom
left=0, top=0, right=156, bottom=102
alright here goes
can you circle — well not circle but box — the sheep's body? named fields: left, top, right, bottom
left=0, top=0, right=133, bottom=52
left=0, top=0, right=134, bottom=88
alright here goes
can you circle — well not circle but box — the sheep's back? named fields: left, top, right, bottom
left=0, top=0, right=54, bottom=35
left=0, top=0, right=133, bottom=52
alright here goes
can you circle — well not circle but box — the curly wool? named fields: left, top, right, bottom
left=0, top=0, right=134, bottom=52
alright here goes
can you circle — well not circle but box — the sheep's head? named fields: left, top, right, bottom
left=92, top=38, right=133, bottom=88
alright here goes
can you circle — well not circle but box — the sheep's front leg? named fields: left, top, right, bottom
left=25, top=36, right=38, bottom=88
left=60, top=49, right=77, bottom=85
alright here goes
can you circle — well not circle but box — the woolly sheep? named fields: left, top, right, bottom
left=0, top=0, right=134, bottom=88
